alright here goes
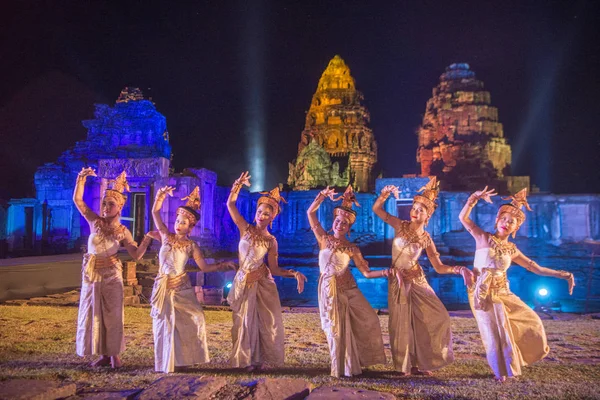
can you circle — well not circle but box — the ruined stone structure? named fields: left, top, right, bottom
left=289, top=55, right=377, bottom=192
left=416, top=63, right=527, bottom=192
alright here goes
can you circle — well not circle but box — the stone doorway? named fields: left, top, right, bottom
left=121, top=192, right=147, bottom=244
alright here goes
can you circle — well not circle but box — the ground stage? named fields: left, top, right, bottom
left=0, top=305, right=599, bottom=399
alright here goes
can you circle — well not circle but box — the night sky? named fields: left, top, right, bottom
left=1, top=0, right=599, bottom=200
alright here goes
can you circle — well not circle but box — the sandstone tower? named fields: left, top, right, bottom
left=416, top=63, right=527, bottom=192
left=288, top=55, right=377, bottom=192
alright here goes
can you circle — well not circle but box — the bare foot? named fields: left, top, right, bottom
left=90, top=356, right=110, bottom=367
left=411, top=367, right=432, bottom=376
left=110, top=356, right=122, bottom=369
left=495, top=376, right=507, bottom=383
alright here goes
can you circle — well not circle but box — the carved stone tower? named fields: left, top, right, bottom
left=416, top=63, right=522, bottom=192
left=288, top=55, right=377, bottom=192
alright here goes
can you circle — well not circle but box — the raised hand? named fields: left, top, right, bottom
left=157, top=185, right=175, bottom=198
left=78, top=167, right=97, bottom=179
left=234, top=171, right=252, bottom=188
left=472, top=186, right=497, bottom=204
left=382, top=185, right=400, bottom=199
left=320, top=186, right=336, bottom=200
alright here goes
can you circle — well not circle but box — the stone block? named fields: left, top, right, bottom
left=306, top=386, right=395, bottom=399
left=124, top=278, right=138, bottom=286
left=75, top=389, right=141, bottom=399
left=137, top=376, right=227, bottom=400
left=123, top=286, right=134, bottom=297
left=123, top=296, right=140, bottom=306
left=122, top=261, right=137, bottom=280
left=252, top=378, right=311, bottom=400
left=0, top=378, right=76, bottom=400
left=202, top=286, right=223, bottom=305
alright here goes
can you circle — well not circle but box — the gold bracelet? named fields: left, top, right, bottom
left=558, top=270, right=572, bottom=279
left=467, top=195, right=478, bottom=207
left=380, top=191, right=391, bottom=200
left=452, top=266, right=465, bottom=275
left=231, top=183, right=242, bottom=194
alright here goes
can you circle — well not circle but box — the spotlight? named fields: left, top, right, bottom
left=534, top=286, right=561, bottom=313
left=222, top=282, right=233, bottom=306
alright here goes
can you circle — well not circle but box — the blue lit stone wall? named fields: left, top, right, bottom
left=7, top=98, right=172, bottom=252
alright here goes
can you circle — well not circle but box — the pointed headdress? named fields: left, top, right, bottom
left=497, top=188, right=531, bottom=236
left=177, top=186, right=201, bottom=225
left=413, top=176, right=439, bottom=215
left=257, top=185, right=287, bottom=217
left=333, top=185, right=360, bottom=224
left=103, top=171, right=129, bottom=209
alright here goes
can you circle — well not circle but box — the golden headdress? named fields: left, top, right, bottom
left=103, top=171, right=129, bottom=209
left=177, top=186, right=201, bottom=225
left=333, top=185, right=360, bottom=224
left=497, top=188, right=531, bottom=236
left=413, top=176, right=439, bottom=216
left=257, top=185, right=287, bottom=217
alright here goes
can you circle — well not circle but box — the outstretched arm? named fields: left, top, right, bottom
left=307, top=187, right=334, bottom=245
left=191, top=243, right=237, bottom=273
left=72, top=167, right=100, bottom=224
left=425, top=241, right=474, bottom=287
left=227, top=171, right=251, bottom=232
left=266, top=240, right=307, bottom=293
left=372, top=185, right=401, bottom=229
left=132, top=230, right=160, bottom=260
left=153, top=186, right=174, bottom=236
left=459, top=186, right=497, bottom=245
left=513, top=250, right=575, bottom=295
left=352, top=247, right=390, bottom=279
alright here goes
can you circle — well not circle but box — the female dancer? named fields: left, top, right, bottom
left=372, top=177, right=473, bottom=376
left=149, top=186, right=236, bottom=373
left=308, top=185, right=388, bottom=378
left=459, top=187, right=575, bottom=382
left=73, top=168, right=144, bottom=368
left=226, top=171, right=307, bottom=371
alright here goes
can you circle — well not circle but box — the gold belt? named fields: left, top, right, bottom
left=395, top=263, right=424, bottom=282
left=335, top=268, right=357, bottom=291
left=487, top=272, right=508, bottom=290
left=166, top=273, right=190, bottom=290
left=245, top=264, right=269, bottom=285
left=94, top=255, right=119, bottom=268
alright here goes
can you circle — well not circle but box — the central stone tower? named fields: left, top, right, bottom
left=288, top=55, right=377, bottom=192
left=416, top=63, right=527, bottom=192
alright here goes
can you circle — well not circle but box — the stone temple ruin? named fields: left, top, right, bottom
left=288, top=55, right=377, bottom=192
left=416, top=63, right=529, bottom=192
left=3, top=65, right=599, bottom=308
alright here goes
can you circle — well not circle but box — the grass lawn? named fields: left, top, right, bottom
left=0, top=305, right=599, bottom=399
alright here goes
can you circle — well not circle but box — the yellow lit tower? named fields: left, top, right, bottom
left=288, top=55, right=377, bottom=192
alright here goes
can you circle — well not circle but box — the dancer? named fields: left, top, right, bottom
left=226, top=171, right=307, bottom=371
left=459, top=187, right=575, bottom=382
left=372, top=177, right=473, bottom=375
left=73, top=168, right=144, bottom=368
left=308, top=185, right=388, bottom=378
left=149, top=186, right=236, bottom=373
